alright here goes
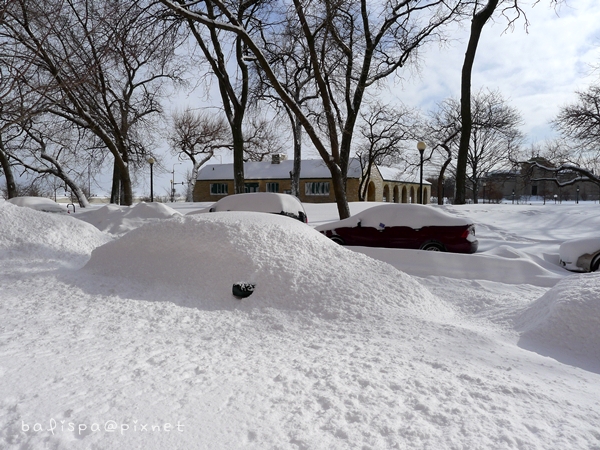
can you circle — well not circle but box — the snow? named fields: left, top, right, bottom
left=75, top=202, right=181, bottom=235
left=516, top=274, right=600, bottom=373
left=559, top=237, right=600, bottom=271
left=1, top=199, right=600, bottom=449
left=315, top=203, right=472, bottom=231
left=7, top=196, right=68, bottom=214
left=206, top=193, right=306, bottom=220
left=197, top=158, right=363, bottom=181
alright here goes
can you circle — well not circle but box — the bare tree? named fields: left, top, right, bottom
left=356, top=101, right=417, bottom=201
left=250, top=13, right=317, bottom=197
left=426, top=89, right=523, bottom=203
left=525, top=140, right=600, bottom=191
left=1, top=0, right=183, bottom=205
left=168, top=0, right=272, bottom=194
left=454, top=0, right=548, bottom=204
left=520, top=84, right=600, bottom=190
left=158, top=0, right=464, bottom=219
left=7, top=118, right=93, bottom=206
left=242, top=113, right=285, bottom=162
left=168, top=108, right=230, bottom=200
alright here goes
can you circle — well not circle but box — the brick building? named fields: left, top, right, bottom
left=192, top=157, right=430, bottom=204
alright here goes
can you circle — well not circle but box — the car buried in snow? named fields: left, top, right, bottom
left=204, top=192, right=308, bottom=223
left=7, top=196, right=69, bottom=214
left=315, top=204, right=478, bottom=253
left=559, top=237, right=600, bottom=272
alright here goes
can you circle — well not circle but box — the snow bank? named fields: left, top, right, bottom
left=515, top=273, right=600, bottom=372
left=0, top=202, right=111, bottom=267
left=83, top=211, right=452, bottom=320
left=7, top=196, right=68, bottom=213
left=75, top=202, right=181, bottom=235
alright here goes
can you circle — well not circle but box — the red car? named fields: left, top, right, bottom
left=315, top=204, right=478, bottom=253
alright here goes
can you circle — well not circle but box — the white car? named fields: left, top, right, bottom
left=7, top=196, right=69, bottom=214
left=559, top=237, right=600, bottom=272
left=205, top=192, right=308, bottom=223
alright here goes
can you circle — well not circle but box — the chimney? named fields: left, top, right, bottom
left=271, top=154, right=281, bottom=164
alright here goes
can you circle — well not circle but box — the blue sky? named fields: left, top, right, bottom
left=397, top=0, right=600, bottom=145
left=127, top=1, right=600, bottom=197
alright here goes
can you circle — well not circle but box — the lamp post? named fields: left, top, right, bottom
left=417, top=141, right=426, bottom=204
left=512, top=189, right=515, bottom=204
left=148, top=157, right=155, bottom=202
left=482, top=182, right=487, bottom=204
left=576, top=186, right=580, bottom=204
left=554, top=194, right=558, bottom=204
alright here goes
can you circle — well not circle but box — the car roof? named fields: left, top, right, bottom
left=212, top=192, right=305, bottom=214
left=7, top=196, right=68, bottom=213
left=316, top=204, right=471, bottom=230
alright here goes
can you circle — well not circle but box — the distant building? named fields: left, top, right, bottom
left=479, top=158, right=600, bottom=203
left=193, top=156, right=431, bottom=204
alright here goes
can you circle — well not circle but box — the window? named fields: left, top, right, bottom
left=245, top=183, right=259, bottom=193
left=266, top=182, right=279, bottom=193
left=305, top=182, right=330, bottom=196
left=210, top=183, right=228, bottom=195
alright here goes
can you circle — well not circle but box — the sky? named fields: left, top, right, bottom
left=397, top=0, right=600, bottom=145
left=140, top=0, right=600, bottom=198
left=7, top=0, right=598, bottom=199
left=1, top=199, right=600, bottom=448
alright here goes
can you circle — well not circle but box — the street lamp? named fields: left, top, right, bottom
left=147, top=157, right=155, bottom=202
left=554, top=194, right=558, bottom=204
left=576, top=186, right=580, bottom=204
left=417, top=141, right=426, bottom=204
left=512, top=189, right=515, bottom=204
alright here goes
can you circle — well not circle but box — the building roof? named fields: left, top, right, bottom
left=197, top=158, right=430, bottom=185
left=376, top=166, right=430, bottom=185
left=197, top=158, right=363, bottom=181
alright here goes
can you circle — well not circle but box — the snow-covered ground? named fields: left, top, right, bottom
left=1, top=199, right=599, bottom=449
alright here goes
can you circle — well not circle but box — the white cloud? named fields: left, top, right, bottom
left=393, top=0, right=600, bottom=145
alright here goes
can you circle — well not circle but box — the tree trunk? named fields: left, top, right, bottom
left=437, top=158, right=451, bottom=205
left=39, top=153, right=90, bottom=208
left=455, top=0, right=499, bottom=204
left=0, top=143, right=17, bottom=199
left=110, top=159, right=121, bottom=204
left=290, top=117, right=302, bottom=198
left=326, top=161, right=350, bottom=218
left=232, top=115, right=245, bottom=194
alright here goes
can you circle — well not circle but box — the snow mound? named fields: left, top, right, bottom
left=76, top=202, right=181, bottom=235
left=0, top=202, right=111, bottom=266
left=83, top=211, right=451, bottom=320
left=515, top=273, right=600, bottom=372
left=7, top=196, right=68, bottom=213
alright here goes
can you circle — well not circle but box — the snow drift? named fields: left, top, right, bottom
left=83, top=211, right=452, bottom=320
left=0, top=201, right=111, bottom=267
left=515, top=273, right=600, bottom=372
left=75, top=202, right=181, bottom=235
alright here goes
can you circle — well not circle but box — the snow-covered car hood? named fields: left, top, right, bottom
left=559, top=237, right=600, bottom=271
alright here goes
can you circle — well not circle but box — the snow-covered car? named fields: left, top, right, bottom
left=315, top=204, right=478, bottom=253
left=207, top=192, right=308, bottom=223
left=7, top=196, right=68, bottom=214
left=559, top=237, right=600, bottom=272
